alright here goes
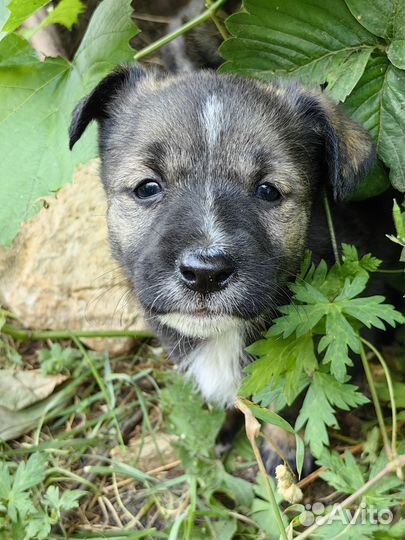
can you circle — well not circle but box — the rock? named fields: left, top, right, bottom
left=0, top=160, right=149, bottom=355
left=110, top=431, right=179, bottom=472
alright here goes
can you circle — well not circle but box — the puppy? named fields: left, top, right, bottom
left=69, top=66, right=375, bottom=468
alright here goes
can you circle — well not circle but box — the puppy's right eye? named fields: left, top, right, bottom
left=134, top=180, right=162, bottom=199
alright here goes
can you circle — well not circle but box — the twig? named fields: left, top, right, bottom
left=294, top=455, right=405, bottom=540
left=236, top=399, right=288, bottom=540
left=134, top=0, right=228, bottom=61
left=1, top=323, right=154, bottom=341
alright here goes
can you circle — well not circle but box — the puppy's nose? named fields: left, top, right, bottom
left=179, top=248, right=235, bottom=294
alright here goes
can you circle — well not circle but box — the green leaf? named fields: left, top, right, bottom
left=12, top=453, right=47, bottom=493
left=345, top=0, right=405, bottom=69
left=44, top=485, right=86, bottom=511
left=341, top=296, right=405, bottom=328
left=341, top=243, right=381, bottom=273
left=0, top=0, right=137, bottom=245
left=295, top=434, right=305, bottom=479
left=318, top=449, right=365, bottom=493
left=315, top=372, right=368, bottom=409
left=0, top=462, right=12, bottom=499
left=295, top=373, right=366, bottom=456
left=295, top=379, right=338, bottom=456
left=3, top=0, right=50, bottom=33
left=161, top=374, right=225, bottom=461
left=392, top=199, right=405, bottom=238
left=319, top=308, right=359, bottom=381
left=345, top=54, right=405, bottom=191
left=350, top=159, right=391, bottom=201
left=220, top=0, right=377, bottom=102
left=29, top=0, right=84, bottom=33
left=243, top=400, right=295, bottom=433
left=24, top=513, right=52, bottom=540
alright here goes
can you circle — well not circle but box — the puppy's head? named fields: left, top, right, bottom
left=70, top=67, right=374, bottom=340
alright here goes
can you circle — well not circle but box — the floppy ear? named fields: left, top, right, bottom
left=69, top=65, right=147, bottom=150
left=298, top=92, right=375, bottom=201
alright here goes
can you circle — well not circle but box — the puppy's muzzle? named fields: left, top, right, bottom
left=178, top=247, right=236, bottom=294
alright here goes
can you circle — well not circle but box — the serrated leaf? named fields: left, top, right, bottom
left=31, top=0, right=84, bottom=33
left=345, top=0, right=405, bottom=69
left=24, top=513, right=51, bottom=540
left=242, top=334, right=315, bottom=397
left=45, top=485, right=86, bottom=511
left=3, top=0, right=50, bottom=33
left=0, top=0, right=137, bottom=245
left=341, top=296, right=405, bottom=328
left=335, top=274, right=368, bottom=301
left=13, top=453, right=47, bottom=493
left=295, top=372, right=366, bottom=456
left=318, top=449, right=365, bottom=493
left=345, top=54, right=405, bottom=191
left=315, top=372, right=368, bottom=409
left=272, top=304, right=327, bottom=337
left=220, top=0, right=377, bottom=103
left=319, top=309, right=359, bottom=381
left=295, top=380, right=337, bottom=456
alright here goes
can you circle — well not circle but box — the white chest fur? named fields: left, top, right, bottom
left=184, top=326, right=244, bottom=408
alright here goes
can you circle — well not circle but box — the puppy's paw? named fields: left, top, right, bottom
left=261, top=424, right=314, bottom=478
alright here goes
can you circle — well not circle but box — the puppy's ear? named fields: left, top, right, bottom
left=298, top=92, right=375, bottom=201
left=69, top=65, right=146, bottom=149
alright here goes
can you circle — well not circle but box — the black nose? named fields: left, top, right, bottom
left=179, top=248, right=235, bottom=294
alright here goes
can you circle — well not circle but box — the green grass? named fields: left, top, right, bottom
left=1, top=320, right=405, bottom=539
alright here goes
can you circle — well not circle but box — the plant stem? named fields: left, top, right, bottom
left=1, top=323, right=154, bottom=341
left=361, top=337, right=402, bottom=479
left=323, top=190, right=340, bottom=265
left=294, top=455, right=405, bottom=540
left=134, top=0, right=228, bottom=61
left=359, top=342, right=392, bottom=460
left=206, top=0, right=230, bottom=40
left=236, top=399, right=288, bottom=540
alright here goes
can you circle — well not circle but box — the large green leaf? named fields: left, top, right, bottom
left=345, top=54, right=405, bottom=191
left=220, top=0, right=377, bottom=102
left=345, top=0, right=405, bottom=69
left=0, top=0, right=137, bottom=245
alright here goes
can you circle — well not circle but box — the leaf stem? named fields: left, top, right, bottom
left=236, top=399, right=288, bottom=540
left=359, top=342, right=392, bottom=460
left=1, top=323, right=154, bottom=341
left=134, top=0, right=228, bottom=61
left=323, top=190, right=340, bottom=265
left=206, top=0, right=230, bottom=40
left=361, top=337, right=402, bottom=479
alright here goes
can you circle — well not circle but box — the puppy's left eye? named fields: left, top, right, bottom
left=255, top=183, right=281, bottom=202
